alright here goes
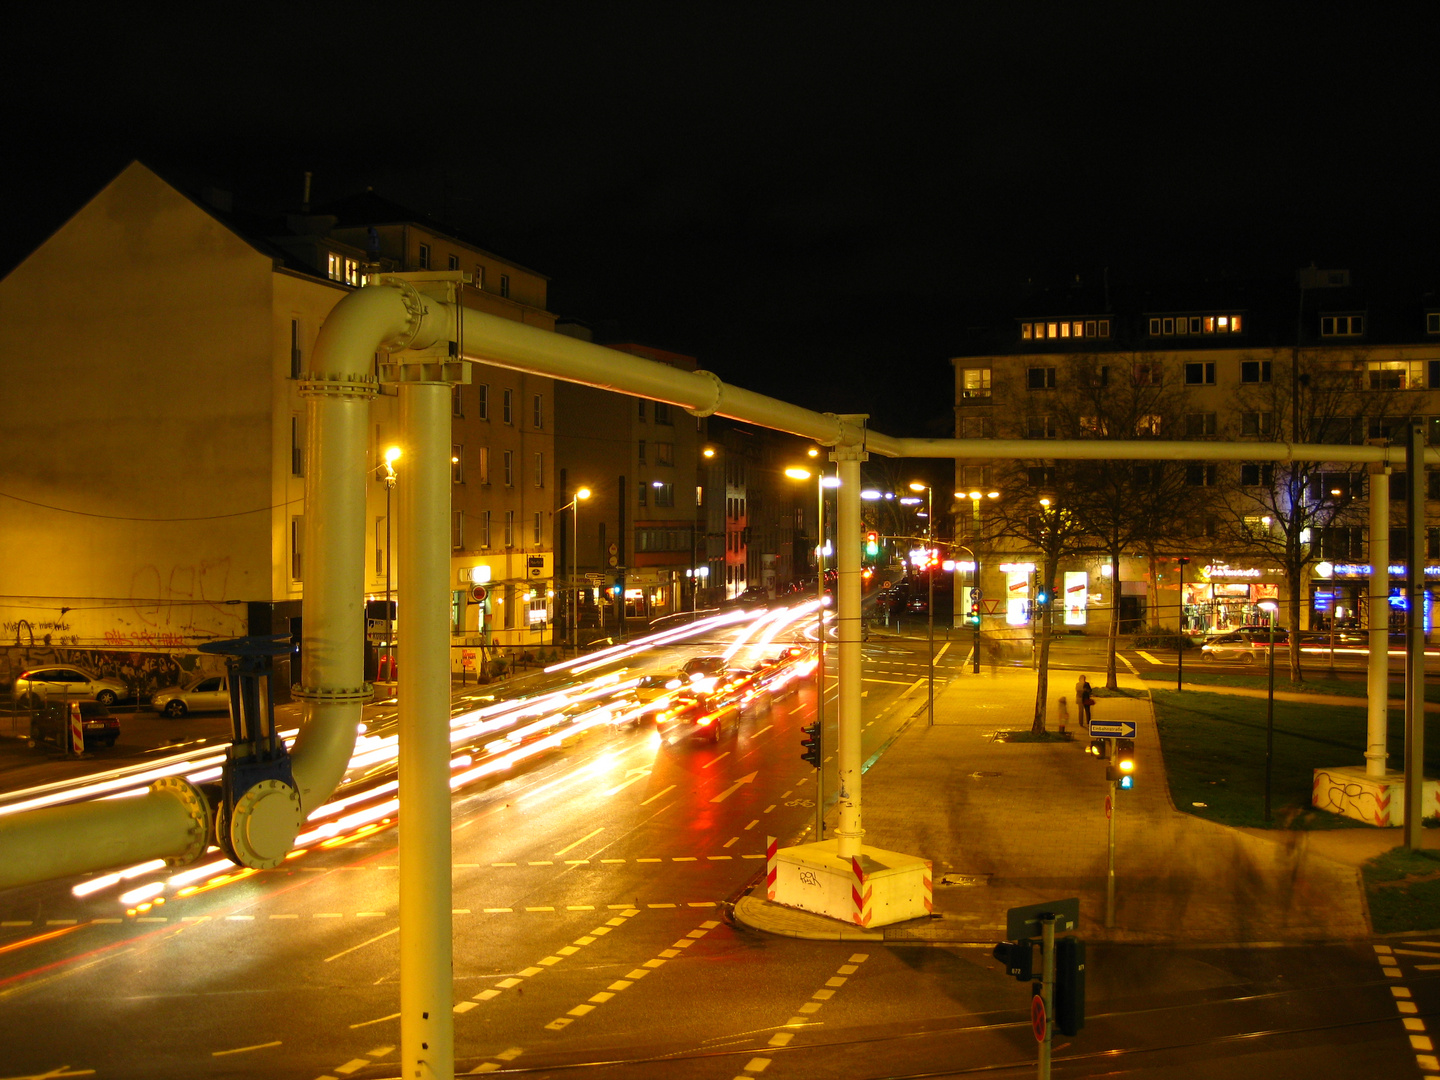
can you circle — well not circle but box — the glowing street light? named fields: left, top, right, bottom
left=560, top=487, right=592, bottom=650
left=909, top=481, right=936, bottom=726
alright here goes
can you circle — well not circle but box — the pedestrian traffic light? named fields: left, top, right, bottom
left=991, top=939, right=1034, bottom=981
left=1053, top=936, right=1086, bottom=1036
left=800, top=720, right=821, bottom=768
left=1106, top=738, right=1136, bottom=786
left=865, top=531, right=879, bottom=556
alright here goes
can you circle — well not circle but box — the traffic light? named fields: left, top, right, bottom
left=964, top=611, right=980, bottom=628
left=1054, top=937, right=1086, bottom=1036
left=1036, top=588, right=1049, bottom=606
left=865, top=531, right=879, bottom=556
left=1106, top=738, right=1136, bottom=787
left=991, top=939, right=1034, bottom=981
left=800, top=720, right=821, bottom=768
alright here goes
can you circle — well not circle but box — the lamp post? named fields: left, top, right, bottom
left=955, top=488, right=1000, bottom=675
left=786, top=463, right=836, bottom=843
left=383, top=446, right=401, bottom=679
left=1259, top=599, right=1278, bottom=822
left=559, top=487, right=591, bottom=651
left=909, top=482, right=935, bottom=725
left=1177, top=557, right=1190, bottom=692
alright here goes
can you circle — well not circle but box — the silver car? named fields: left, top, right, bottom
left=12, top=666, right=128, bottom=708
left=152, top=674, right=230, bottom=718
left=1200, top=627, right=1289, bottom=664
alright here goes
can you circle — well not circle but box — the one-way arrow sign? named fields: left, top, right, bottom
left=1088, top=720, right=1136, bottom=738
left=710, top=771, right=758, bottom=803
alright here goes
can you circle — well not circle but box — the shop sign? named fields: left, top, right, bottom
left=1064, top=571, right=1088, bottom=626
left=1319, top=562, right=1440, bottom=579
left=1203, top=564, right=1263, bottom=579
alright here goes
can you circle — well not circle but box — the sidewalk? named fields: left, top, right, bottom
left=740, top=664, right=1434, bottom=945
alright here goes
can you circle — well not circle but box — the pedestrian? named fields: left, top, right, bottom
left=987, top=639, right=999, bottom=677
left=1057, top=695, right=1069, bottom=732
left=1078, top=678, right=1094, bottom=728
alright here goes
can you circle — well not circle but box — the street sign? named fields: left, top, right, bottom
left=1031, top=994, right=1047, bottom=1043
left=1088, top=720, right=1137, bottom=738
left=1007, top=898, right=1080, bottom=939
left=470, top=584, right=487, bottom=602
left=970, top=587, right=982, bottom=601
left=1104, top=794, right=1112, bottom=820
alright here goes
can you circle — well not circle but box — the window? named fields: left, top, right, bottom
left=1184, top=413, right=1217, bottom=437
left=477, top=384, right=489, bottom=420
left=503, top=450, right=514, bottom=487
left=477, top=446, right=489, bottom=484
left=1022, top=319, right=1111, bottom=340
left=1390, top=474, right=1407, bottom=501
left=1311, top=472, right=1364, bottom=501
left=1079, top=416, right=1108, bottom=436
left=290, top=516, right=303, bottom=581
left=1321, top=314, right=1365, bottom=337
left=481, top=511, right=491, bottom=548
left=290, top=319, right=302, bottom=378
left=1241, top=360, right=1272, bottom=383
left=638, top=483, right=648, bottom=507
left=1427, top=313, right=1440, bottom=335
left=452, top=510, right=463, bottom=550
left=345, top=258, right=360, bottom=286
left=532, top=393, right=543, bottom=428
left=1241, top=411, right=1274, bottom=437
left=452, top=385, right=464, bottom=417
left=962, top=368, right=992, bottom=399
left=1185, top=362, right=1216, bottom=385
left=1321, top=526, right=1363, bottom=560
left=1314, top=415, right=1363, bottom=444
left=1132, top=362, right=1163, bottom=386
left=447, top=253, right=459, bottom=271
left=504, top=510, right=514, bottom=547
left=500, top=274, right=510, bottom=298
left=1026, top=415, right=1057, bottom=439
left=1136, top=414, right=1162, bottom=436
left=959, top=415, right=991, bottom=438
left=1240, top=462, right=1274, bottom=487
left=452, top=445, right=463, bottom=484
left=1152, top=315, right=1242, bottom=335
left=655, top=402, right=673, bottom=425
left=638, top=399, right=647, bottom=421
left=533, top=512, right=543, bottom=544
left=638, top=440, right=647, bottom=463
left=1027, top=367, right=1057, bottom=391
left=475, top=265, right=485, bottom=290
left=1081, top=366, right=1109, bottom=388
left=1185, top=463, right=1217, bottom=486
left=1027, top=466, right=1055, bottom=488
left=1431, top=472, right=1440, bottom=501
left=534, top=451, right=544, bottom=487
left=502, top=389, right=513, bottom=424
left=291, top=416, right=304, bottom=476
left=653, top=482, right=674, bottom=507
left=655, top=441, right=675, bottom=466
left=418, top=243, right=431, bottom=270
left=1243, top=515, right=1274, bottom=539
left=961, top=464, right=991, bottom=486
left=327, top=252, right=343, bottom=281
left=1367, top=360, right=1424, bottom=390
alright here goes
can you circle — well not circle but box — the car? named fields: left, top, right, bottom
left=12, top=666, right=129, bottom=708
left=681, top=656, right=727, bottom=681
left=29, top=700, right=120, bottom=751
left=1201, top=627, right=1290, bottom=663
left=654, top=687, right=742, bottom=744
left=151, top=673, right=231, bottom=718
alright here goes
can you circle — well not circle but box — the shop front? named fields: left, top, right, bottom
left=1312, top=561, right=1440, bottom=634
left=1184, top=562, right=1280, bottom=632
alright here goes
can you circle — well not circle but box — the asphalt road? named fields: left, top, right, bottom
left=0, top=626, right=1432, bottom=1079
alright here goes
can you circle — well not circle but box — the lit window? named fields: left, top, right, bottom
left=326, top=252, right=343, bottom=281
left=475, top=265, right=485, bottom=290
left=1021, top=322, right=1033, bottom=340
left=1034, top=322, right=1047, bottom=339
left=1072, top=321, right=1083, bottom=337
left=1059, top=321, right=1070, bottom=338
left=1231, top=314, right=1243, bottom=333
left=1136, top=414, right=1163, bottom=436
left=1047, top=322, right=1058, bottom=338
left=1367, top=360, right=1424, bottom=390
left=345, top=258, right=360, bottom=286
left=1204, top=316, right=1215, bottom=333
left=477, top=446, right=489, bottom=484
left=1217, top=316, right=1229, bottom=331
left=962, top=368, right=992, bottom=399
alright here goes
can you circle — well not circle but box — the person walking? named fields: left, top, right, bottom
left=1078, top=677, right=1094, bottom=728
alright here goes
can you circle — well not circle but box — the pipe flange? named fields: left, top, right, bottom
left=377, top=277, right=429, bottom=352
left=151, top=776, right=211, bottom=867
left=684, top=369, right=725, bottom=418
left=297, top=372, right=379, bottom=399
left=228, top=779, right=302, bottom=869
left=292, top=683, right=375, bottom=704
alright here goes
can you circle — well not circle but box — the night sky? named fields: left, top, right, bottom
left=6, top=6, right=1438, bottom=439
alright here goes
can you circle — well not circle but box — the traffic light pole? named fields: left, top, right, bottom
left=1039, top=914, right=1056, bottom=1080
left=1105, top=777, right=1116, bottom=929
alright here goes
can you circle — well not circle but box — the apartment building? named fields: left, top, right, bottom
left=951, top=269, right=1440, bottom=637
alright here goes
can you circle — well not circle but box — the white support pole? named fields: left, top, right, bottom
left=832, top=432, right=867, bottom=858
left=397, top=382, right=455, bottom=1080
left=1367, top=465, right=1390, bottom=779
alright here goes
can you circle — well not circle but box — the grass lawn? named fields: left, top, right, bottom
left=1148, top=688, right=1440, bottom=830
left=1137, top=667, right=1440, bottom=702
left=1363, top=848, right=1440, bottom=933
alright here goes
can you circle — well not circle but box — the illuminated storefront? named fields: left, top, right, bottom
left=1312, top=562, right=1440, bottom=632
left=1183, top=563, right=1279, bottom=631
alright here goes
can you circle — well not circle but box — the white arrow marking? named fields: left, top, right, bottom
left=711, top=771, right=759, bottom=804
left=602, top=768, right=652, bottom=797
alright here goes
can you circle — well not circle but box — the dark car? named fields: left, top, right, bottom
left=681, top=656, right=727, bottom=681
left=29, top=700, right=120, bottom=751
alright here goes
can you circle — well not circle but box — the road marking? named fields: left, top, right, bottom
left=555, top=827, right=604, bottom=857
left=324, top=926, right=399, bottom=963
left=861, top=678, right=911, bottom=685
left=602, top=767, right=653, bottom=796
left=701, top=751, right=731, bottom=769
left=711, top=771, right=758, bottom=803
left=934, top=642, right=952, bottom=663
left=707, top=856, right=732, bottom=861
left=751, top=724, right=773, bottom=736
left=744, top=1058, right=772, bottom=1073
left=349, top=1012, right=400, bottom=1028
left=212, top=1040, right=282, bottom=1056
left=367, top=1045, right=395, bottom=1057
left=724, top=836, right=739, bottom=847
left=763, top=804, right=776, bottom=813
left=640, top=784, right=675, bottom=806
left=744, top=819, right=759, bottom=830
left=601, top=858, right=626, bottom=863
left=454, top=1001, right=477, bottom=1014
left=637, top=857, right=662, bottom=863
left=269, top=914, right=299, bottom=919
left=528, top=861, right=553, bottom=866
left=898, top=678, right=925, bottom=699
left=1137, top=650, right=1161, bottom=664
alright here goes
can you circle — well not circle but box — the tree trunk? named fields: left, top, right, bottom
left=1287, top=576, right=1304, bottom=683
left=1032, top=556, right=1057, bottom=733
left=1106, top=548, right=1121, bottom=690
left=1147, top=549, right=1161, bottom=629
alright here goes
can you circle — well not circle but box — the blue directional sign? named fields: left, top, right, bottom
left=1088, top=720, right=1136, bottom=738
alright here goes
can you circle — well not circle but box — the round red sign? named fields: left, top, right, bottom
left=1105, top=794, right=1113, bottom=820
left=1031, top=994, right=1047, bottom=1042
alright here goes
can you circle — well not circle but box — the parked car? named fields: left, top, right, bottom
left=12, top=666, right=128, bottom=708
left=151, top=674, right=230, bottom=718
left=29, top=700, right=120, bottom=751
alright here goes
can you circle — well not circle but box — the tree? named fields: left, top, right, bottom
left=1222, top=348, right=1401, bottom=682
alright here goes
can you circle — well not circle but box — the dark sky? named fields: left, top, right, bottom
left=6, top=5, right=1438, bottom=436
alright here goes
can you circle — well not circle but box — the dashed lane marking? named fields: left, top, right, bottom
left=212, top=1040, right=282, bottom=1056
left=1373, top=944, right=1439, bottom=1067
left=323, top=926, right=399, bottom=963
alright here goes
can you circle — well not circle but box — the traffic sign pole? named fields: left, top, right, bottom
left=1038, top=913, right=1055, bottom=1080
left=1105, top=778, right=1117, bottom=929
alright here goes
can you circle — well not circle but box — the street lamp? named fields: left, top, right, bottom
left=955, top=488, right=999, bottom=675
left=909, top=482, right=936, bottom=726
left=559, top=487, right=591, bottom=651
left=1258, top=599, right=1278, bottom=822
left=383, top=446, right=401, bottom=679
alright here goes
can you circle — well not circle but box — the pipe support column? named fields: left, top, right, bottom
left=397, top=382, right=455, bottom=1080
left=1367, top=465, right=1390, bottom=779
left=831, top=432, right=868, bottom=858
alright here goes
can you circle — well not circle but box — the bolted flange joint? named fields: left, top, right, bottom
left=227, top=779, right=303, bottom=869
